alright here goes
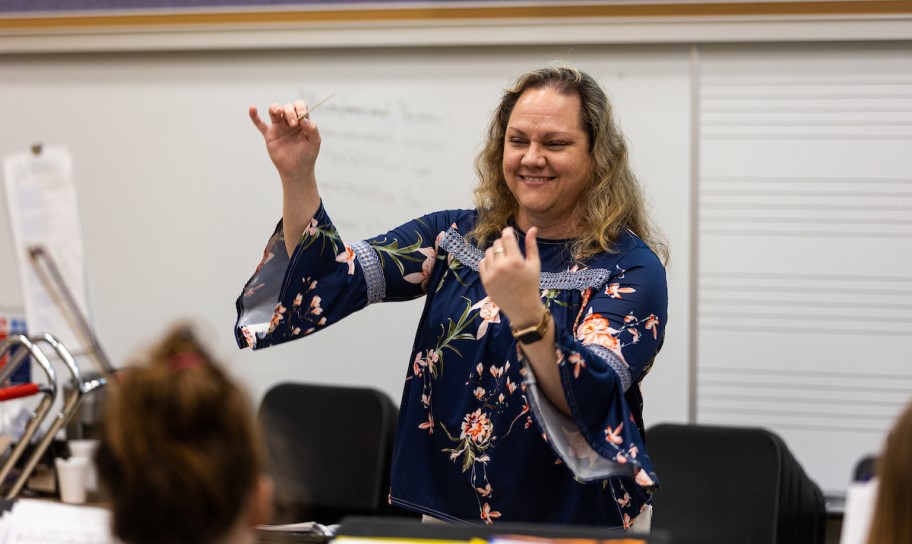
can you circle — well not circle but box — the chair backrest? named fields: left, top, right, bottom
left=257, top=382, right=399, bottom=525
left=647, top=423, right=826, bottom=544
left=852, top=455, right=877, bottom=482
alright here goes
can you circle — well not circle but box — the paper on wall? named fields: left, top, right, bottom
left=2, top=145, right=88, bottom=355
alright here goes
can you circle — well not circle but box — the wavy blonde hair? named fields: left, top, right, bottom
left=470, top=65, right=668, bottom=264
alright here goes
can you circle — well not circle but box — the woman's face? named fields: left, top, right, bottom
left=502, top=86, right=592, bottom=238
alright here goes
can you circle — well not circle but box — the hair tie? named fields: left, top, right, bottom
left=169, top=352, right=204, bottom=371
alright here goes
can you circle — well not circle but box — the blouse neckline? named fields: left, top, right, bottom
left=509, top=220, right=576, bottom=246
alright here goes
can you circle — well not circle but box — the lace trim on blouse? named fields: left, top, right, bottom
left=438, top=227, right=613, bottom=291
left=585, top=344, right=632, bottom=392
left=352, top=240, right=385, bottom=304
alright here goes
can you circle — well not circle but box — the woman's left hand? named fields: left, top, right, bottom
left=478, top=226, right=546, bottom=328
left=481, top=226, right=569, bottom=414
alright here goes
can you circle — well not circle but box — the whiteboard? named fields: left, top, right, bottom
left=0, top=45, right=693, bottom=436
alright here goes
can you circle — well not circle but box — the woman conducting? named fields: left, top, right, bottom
left=236, top=66, right=668, bottom=530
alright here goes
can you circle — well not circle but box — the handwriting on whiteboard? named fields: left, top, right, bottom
left=304, top=93, right=472, bottom=239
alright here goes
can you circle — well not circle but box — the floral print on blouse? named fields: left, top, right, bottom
left=236, top=204, right=667, bottom=528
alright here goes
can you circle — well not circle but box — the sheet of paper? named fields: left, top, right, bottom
left=3, top=146, right=88, bottom=354
left=258, top=521, right=338, bottom=534
left=332, top=537, right=468, bottom=544
left=839, top=480, right=878, bottom=544
left=0, top=499, right=117, bottom=544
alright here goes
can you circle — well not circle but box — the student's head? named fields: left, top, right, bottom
left=95, top=325, right=272, bottom=544
left=868, top=399, right=912, bottom=544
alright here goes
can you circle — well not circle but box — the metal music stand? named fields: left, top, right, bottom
left=0, top=244, right=114, bottom=497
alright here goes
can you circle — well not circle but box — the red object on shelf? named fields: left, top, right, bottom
left=0, top=383, right=40, bottom=401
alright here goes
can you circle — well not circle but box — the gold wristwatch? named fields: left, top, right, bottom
left=510, top=307, right=552, bottom=344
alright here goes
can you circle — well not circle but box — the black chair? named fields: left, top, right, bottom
left=647, top=423, right=826, bottom=544
left=257, top=382, right=401, bottom=525
left=852, top=455, right=877, bottom=483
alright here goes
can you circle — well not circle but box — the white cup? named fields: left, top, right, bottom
left=68, top=439, right=100, bottom=493
left=55, top=457, right=89, bottom=504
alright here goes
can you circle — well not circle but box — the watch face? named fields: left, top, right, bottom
left=517, top=330, right=544, bottom=344
left=513, top=308, right=551, bottom=344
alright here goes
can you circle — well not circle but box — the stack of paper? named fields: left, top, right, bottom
left=257, top=521, right=339, bottom=544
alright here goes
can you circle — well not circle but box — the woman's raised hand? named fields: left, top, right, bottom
left=248, top=99, right=322, bottom=184
left=250, top=99, right=323, bottom=257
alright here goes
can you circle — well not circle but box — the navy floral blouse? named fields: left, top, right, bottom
left=235, top=203, right=667, bottom=528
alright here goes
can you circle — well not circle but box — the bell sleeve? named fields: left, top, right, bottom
left=235, top=203, right=453, bottom=351
left=523, top=245, right=667, bottom=491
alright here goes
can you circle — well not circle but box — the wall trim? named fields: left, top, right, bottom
left=0, top=2, right=910, bottom=53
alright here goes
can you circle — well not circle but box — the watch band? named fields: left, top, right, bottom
left=510, top=307, right=552, bottom=344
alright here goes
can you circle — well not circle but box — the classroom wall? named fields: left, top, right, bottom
left=0, top=11, right=909, bottom=494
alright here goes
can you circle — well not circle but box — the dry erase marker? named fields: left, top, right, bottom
left=297, top=93, right=336, bottom=121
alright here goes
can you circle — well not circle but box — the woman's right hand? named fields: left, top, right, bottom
left=248, top=99, right=322, bottom=185
left=249, top=99, right=323, bottom=257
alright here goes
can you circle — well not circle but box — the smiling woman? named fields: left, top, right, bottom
left=500, top=88, right=592, bottom=239
left=473, top=67, right=667, bottom=263
left=236, top=64, right=668, bottom=530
